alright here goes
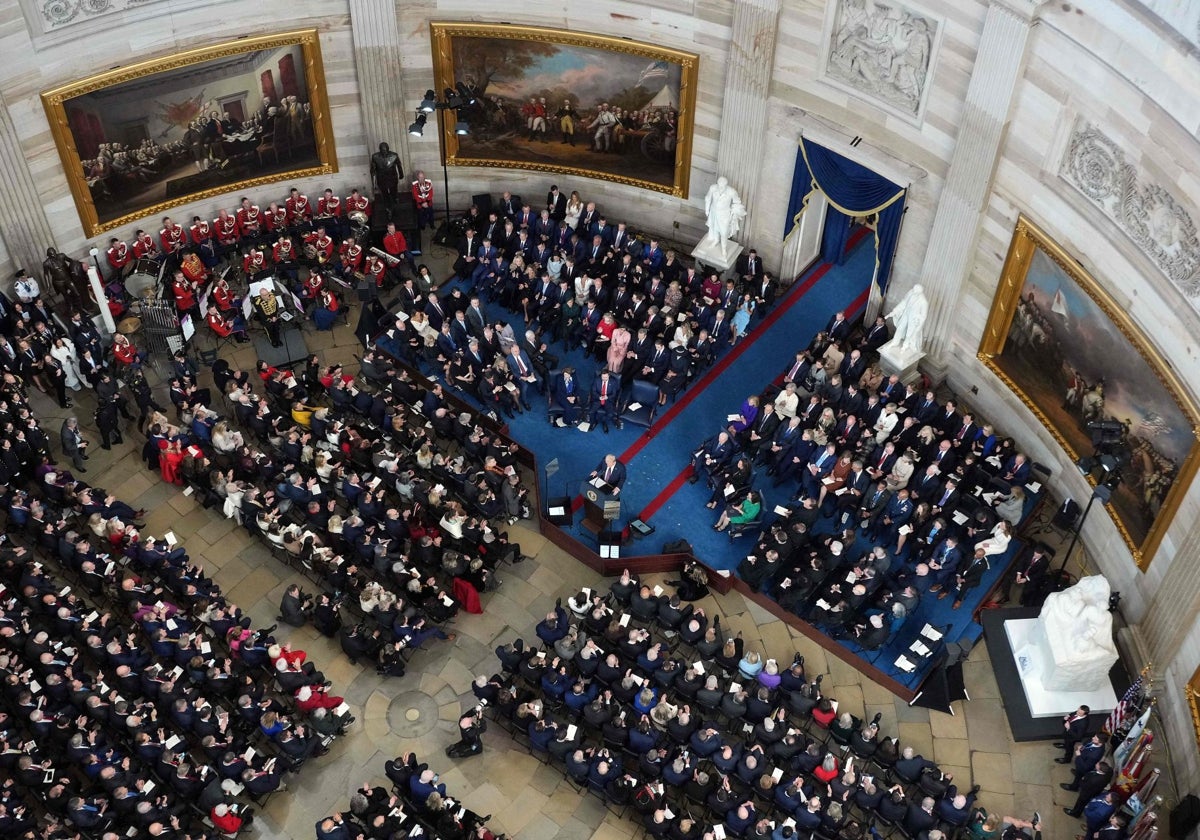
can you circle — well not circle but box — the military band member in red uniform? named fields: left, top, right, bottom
left=190, top=216, right=219, bottom=268
left=363, top=254, right=387, bottom=289
left=272, top=235, right=300, bottom=282
left=106, top=238, right=133, bottom=279
left=346, top=189, right=371, bottom=226
left=382, top=222, right=418, bottom=275
left=171, top=270, right=200, bottom=319
left=179, top=250, right=208, bottom=286
left=159, top=216, right=186, bottom=258
left=300, top=271, right=326, bottom=312
left=339, top=238, right=364, bottom=279
left=210, top=276, right=237, bottom=313
left=303, top=226, right=337, bottom=271
left=286, top=187, right=313, bottom=234
left=243, top=246, right=271, bottom=281
left=132, top=230, right=161, bottom=263
left=236, top=197, right=263, bottom=246
left=411, top=170, right=435, bottom=231
left=214, top=210, right=241, bottom=257
left=206, top=305, right=248, bottom=342
left=317, top=188, right=345, bottom=239
left=264, top=202, right=289, bottom=238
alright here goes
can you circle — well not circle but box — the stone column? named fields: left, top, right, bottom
left=913, top=0, right=1046, bottom=375
left=348, top=0, right=411, bottom=170
left=715, top=0, right=781, bottom=247
left=0, top=96, right=56, bottom=275
left=1141, top=522, right=1200, bottom=667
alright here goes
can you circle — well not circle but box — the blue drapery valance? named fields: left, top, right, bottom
left=785, top=137, right=907, bottom=293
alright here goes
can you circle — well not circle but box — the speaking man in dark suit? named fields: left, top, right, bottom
left=590, top=454, right=626, bottom=493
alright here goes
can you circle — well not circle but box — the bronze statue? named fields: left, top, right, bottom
left=370, top=141, right=404, bottom=213
left=42, top=247, right=94, bottom=312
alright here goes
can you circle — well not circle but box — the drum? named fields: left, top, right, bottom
left=130, top=257, right=160, bottom=277
left=117, top=316, right=142, bottom=335
left=125, top=270, right=158, bottom=299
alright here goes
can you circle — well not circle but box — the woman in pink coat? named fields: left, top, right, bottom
left=606, top=324, right=632, bottom=374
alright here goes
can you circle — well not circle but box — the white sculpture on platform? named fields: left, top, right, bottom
left=1030, top=575, right=1118, bottom=692
left=703, top=177, right=746, bottom=259
left=883, top=282, right=928, bottom=354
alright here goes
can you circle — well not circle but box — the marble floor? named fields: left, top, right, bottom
left=35, top=248, right=1091, bottom=840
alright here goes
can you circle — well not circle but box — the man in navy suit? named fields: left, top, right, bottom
left=590, top=454, right=626, bottom=493
left=801, top=442, right=837, bottom=500
left=505, top=344, right=540, bottom=410
left=588, top=369, right=618, bottom=432
left=927, top=535, right=963, bottom=590
left=825, top=310, right=851, bottom=342
left=861, top=315, right=890, bottom=352
left=1002, top=452, right=1032, bottom=485
left=691, top=430, right=737, bottom=485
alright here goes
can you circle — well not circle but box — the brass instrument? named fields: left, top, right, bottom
left=303, top=243, right=319, bottom=261
left=348, top=210, right=369, bottom=227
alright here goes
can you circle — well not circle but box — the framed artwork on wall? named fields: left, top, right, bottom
left=42, top=28, right=337, bottom=237
left=978, top=215, right=1200, bottom=569
left=429, top=22, right=698, bottom=198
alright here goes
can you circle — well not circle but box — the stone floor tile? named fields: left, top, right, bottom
left=972, top=750, right=1015, bottom=794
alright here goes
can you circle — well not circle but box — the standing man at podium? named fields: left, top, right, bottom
left=590, top=454, right=626, bottom=494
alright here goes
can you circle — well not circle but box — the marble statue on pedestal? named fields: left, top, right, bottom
left=883, top=282, right=928, bottom=354
left=703, top=177, right=746, bottom=259
left=1029, top=575, right=1118, bottom=692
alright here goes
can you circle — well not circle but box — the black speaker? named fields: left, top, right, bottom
left=471, top=193, right=494, bottom=217
left=1170, top=794, right=1200, bottom=838
left=433, top=222, right=455, bottom=247
left=545, top=496, right=572, bottom=526
left=356, top=280, right=378, bottom=302
left=1053, top=498, right=1081, bottom=530
left=944, top=641, right=970, bottom=665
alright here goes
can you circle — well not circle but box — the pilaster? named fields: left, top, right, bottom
left=349, top=0, right=411, bottom=172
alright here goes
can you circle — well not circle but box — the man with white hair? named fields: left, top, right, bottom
left=905, top=795, right=938, bottom=836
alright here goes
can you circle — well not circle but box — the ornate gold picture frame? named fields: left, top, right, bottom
left=978, top=216, right=1200, bottom=569
left=1188, top=664, right=1200, bottom=754
left=430, top=22, right=698, bottom=198
left=42, top=29, right=337, bottom=237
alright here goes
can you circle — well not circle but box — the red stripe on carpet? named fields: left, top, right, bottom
left=611, top=260, right=836, bottom=468
left=637, top=465, right=695, bottom=521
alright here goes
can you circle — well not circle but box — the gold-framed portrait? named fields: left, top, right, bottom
left=429, top=22, right=698, bottom=198
left=978, top=215, right=1200, bottom=569
left=42, top=29, right=338, bottom=237
left=1188, top=664, right=1200, bottom=754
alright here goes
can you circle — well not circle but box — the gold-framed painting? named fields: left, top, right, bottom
left=1188, top=664, right=1200, bottom=754
left=42, top=29, right=337, bottom=238
left=429, top=22, right=698, bottom=198
left=979, top=215, right=1200, bottom=569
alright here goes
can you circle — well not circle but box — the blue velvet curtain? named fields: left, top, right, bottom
left=785, top=137, right=907, bottom=293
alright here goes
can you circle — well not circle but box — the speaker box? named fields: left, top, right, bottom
left=433, top=222, right=454, bottom=247
left=944, top=640, right=971, bottom=665
left=471, top=193, right=494, bottom=218
left=1170, top=793, right=1200, bottom=838
left=1053, top=498, right=1081, bottom=530
left=356, top=280, right=379, bottom=302
left=545, top=496, right=572, bottom=526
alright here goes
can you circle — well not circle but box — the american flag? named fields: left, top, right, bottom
left=637, top=60, right=670, bottom=87
left=1102, top=669, right=1146, bottom=735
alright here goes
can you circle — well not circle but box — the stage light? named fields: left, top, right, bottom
left=443, top=87, right=463, bottom=109
left=419, top=90, right=436, bottom=113
left=454, top=121, right=469, bottom=135
left=408, top=113, right=426, bottom=136
left=456, top=82, right=477, bottom=106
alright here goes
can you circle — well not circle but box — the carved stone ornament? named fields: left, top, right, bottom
left=823, top=0, right=939, bottom=120
left=1062, top=119, right=1200, bottom=298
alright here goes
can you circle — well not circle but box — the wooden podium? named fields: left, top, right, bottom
left=579, top=479, right=620, bottom=536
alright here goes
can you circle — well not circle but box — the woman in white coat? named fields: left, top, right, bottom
left=50, top=337, right=83, bottom=391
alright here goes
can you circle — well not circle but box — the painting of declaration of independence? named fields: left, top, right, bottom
left=42, top=30, right=336, bottom=236
left=430, top=23, right=698, bottom=198
left=979, top=216, right=1200, bottom=568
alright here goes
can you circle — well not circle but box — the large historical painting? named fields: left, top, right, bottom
left=821, top=0, right=941, bottom=124
left=979, top=216, right=1200, bottom=569
left=42, top=29, right=337, bottom=237
left=430, top=23, right=698, bottom=198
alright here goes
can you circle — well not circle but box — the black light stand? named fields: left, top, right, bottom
left=410, top=86, right=476, bottom=225
left=1055, top=483, right=1112, bottom=573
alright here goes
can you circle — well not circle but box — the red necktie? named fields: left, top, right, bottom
left=517, top=356, right=527, bottom=374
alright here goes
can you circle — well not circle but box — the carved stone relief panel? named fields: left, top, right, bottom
left=1061, top=119, right=1200, bottom=299
left=820, top=0, right=942, bottom=125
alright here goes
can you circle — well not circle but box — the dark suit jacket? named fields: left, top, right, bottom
left=547, top=191, right=567, bottom=220
left=593, top=458, right=627, bottom=490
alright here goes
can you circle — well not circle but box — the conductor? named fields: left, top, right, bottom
left=590, top=454, right=626, bottom=494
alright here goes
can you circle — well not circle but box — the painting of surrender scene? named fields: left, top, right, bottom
left=42, top=30, right=335, bottom=235
left=980, top=217, right=1200, bottom=567
left=431, top=23, right=698, bottom=197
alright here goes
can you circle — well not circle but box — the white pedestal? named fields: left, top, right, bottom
left=691, top=238, right=743, bottom=275
left=878, top=339, right=925, bottom=383
left=1005, top=618, right=1117, bottom=718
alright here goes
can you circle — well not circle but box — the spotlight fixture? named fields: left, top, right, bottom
left=454, top=121, right=470, bottom=136
left=419, top=89, right=437, bottom=113
left=456, top=82, right=477, bottom=106
left=408, top=113, right=426, bottom=136
left=443, top=87, right=463, bottom=109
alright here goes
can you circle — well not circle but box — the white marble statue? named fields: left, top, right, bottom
left=703, top=177, right=746, bottom=259
left=1030, top=575, right=1118, bottom=692
left=884, top=282, right=928, bottom=354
